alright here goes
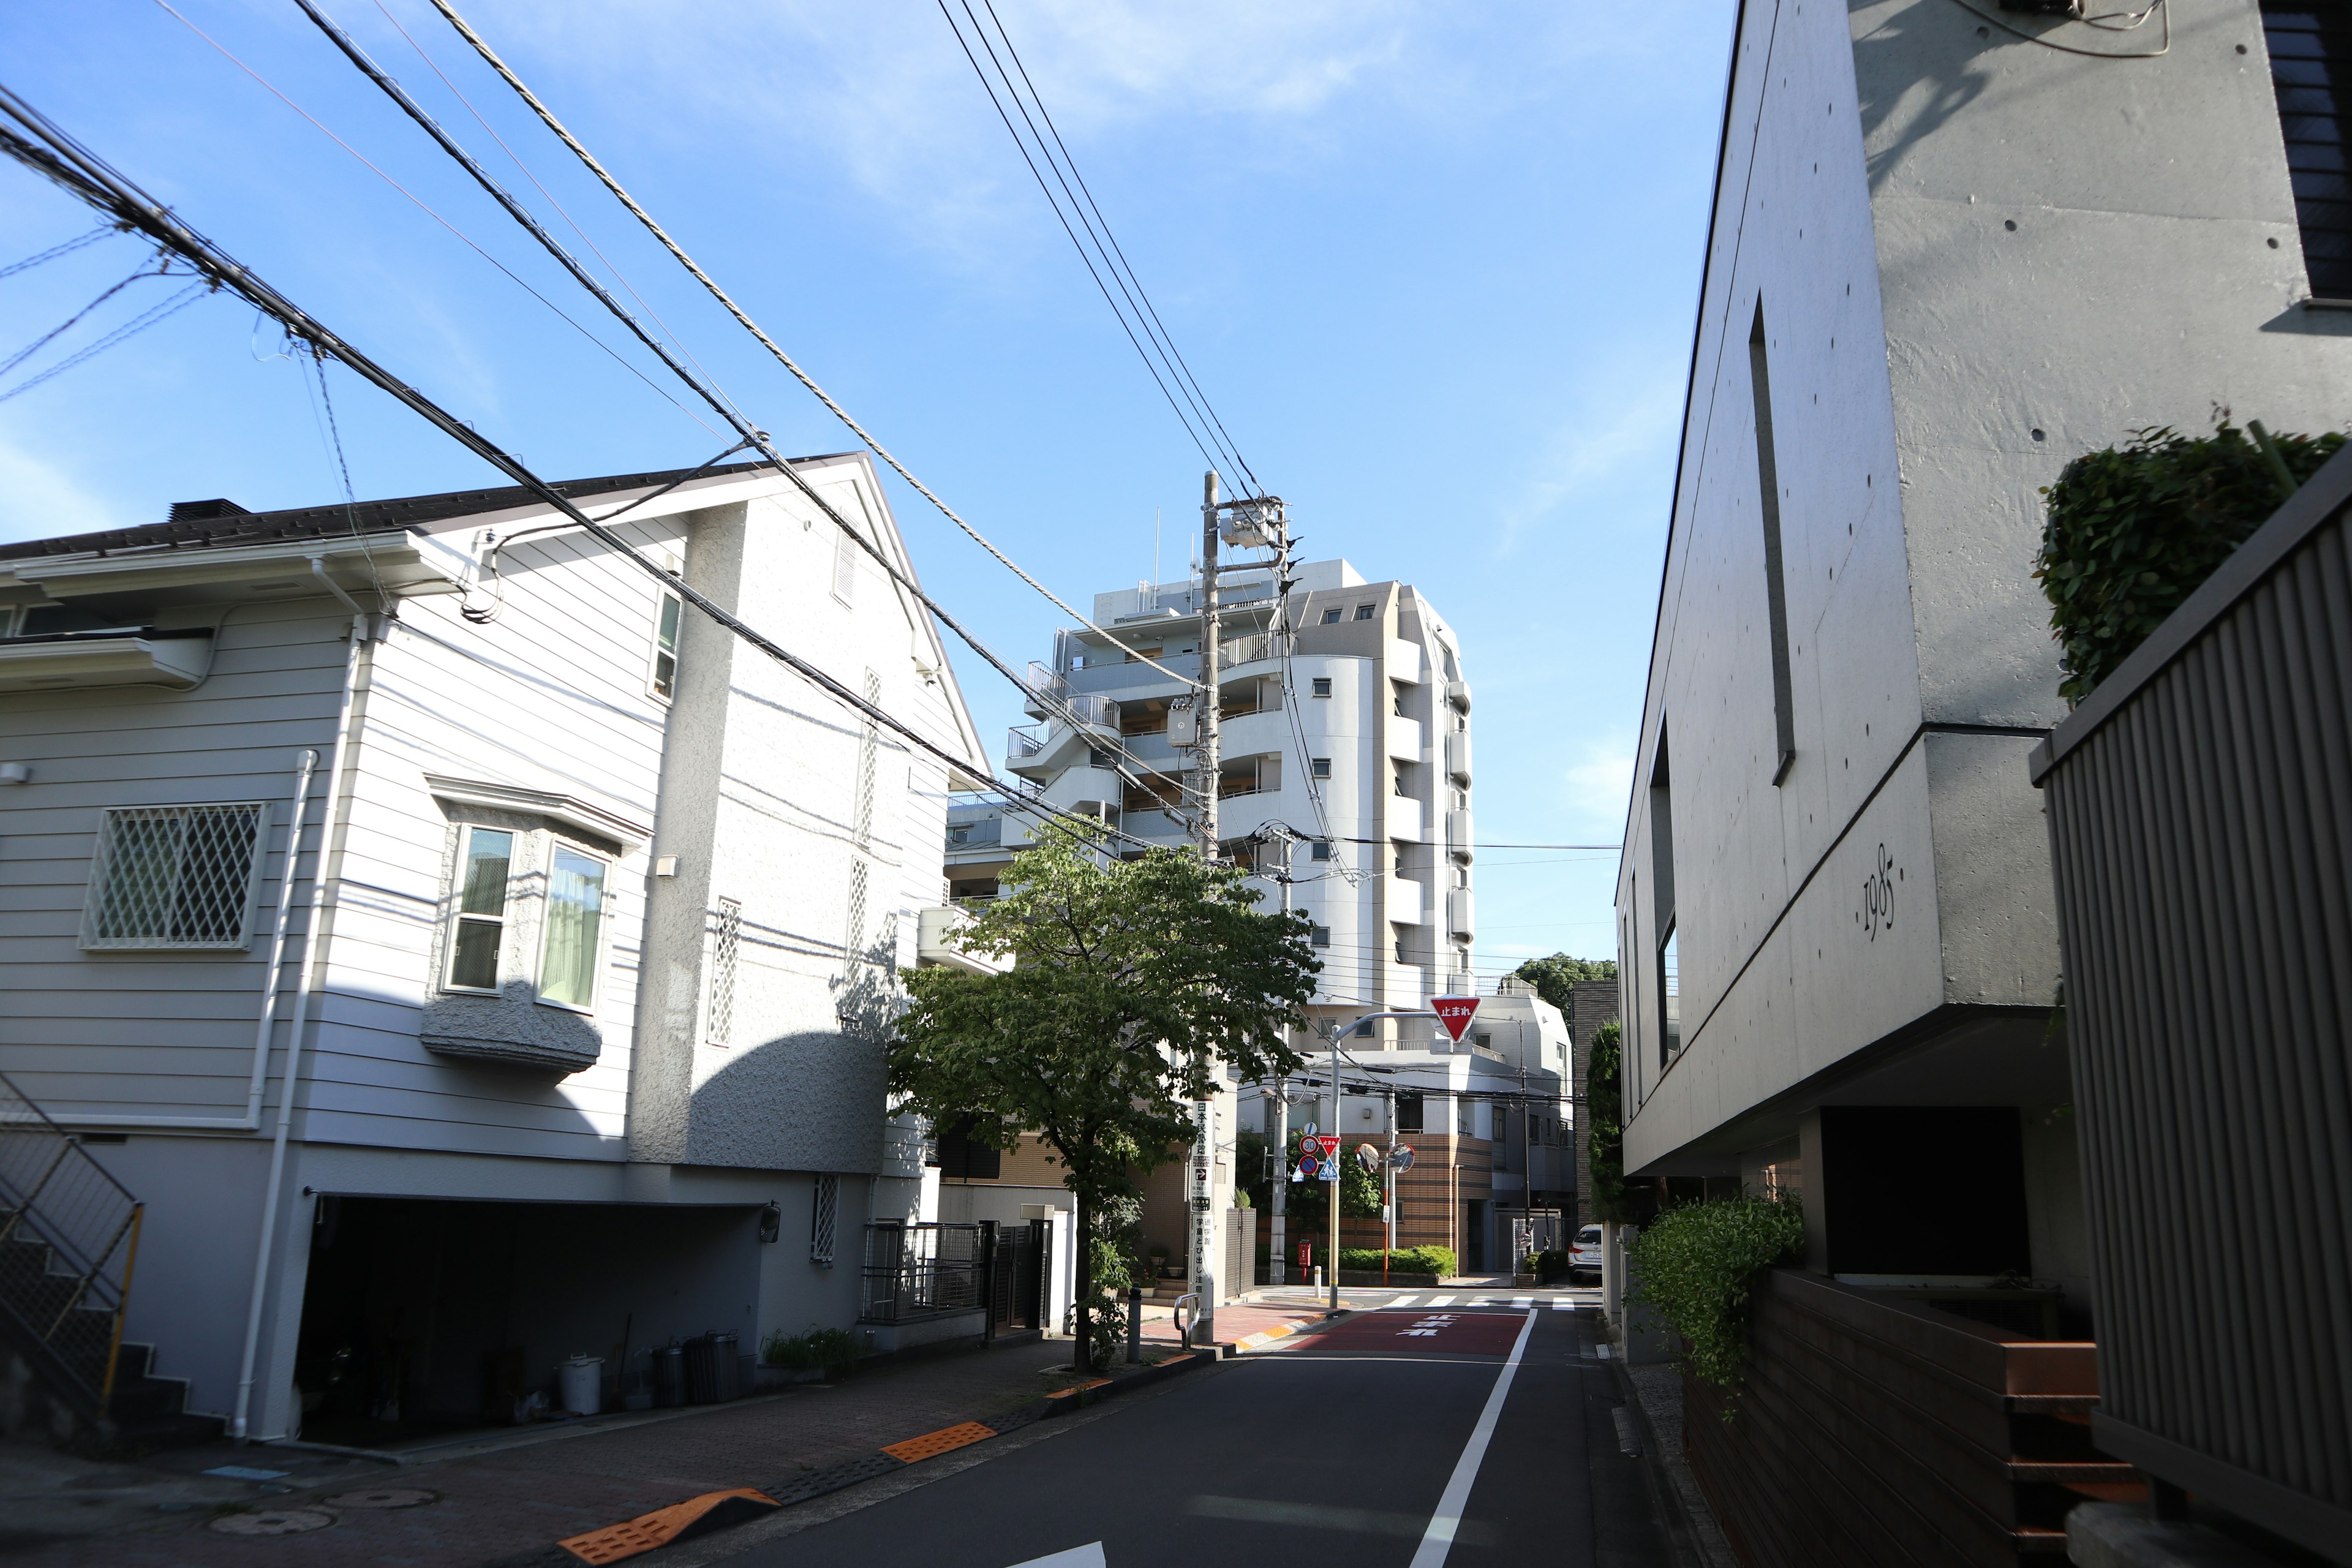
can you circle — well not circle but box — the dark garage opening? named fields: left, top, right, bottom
left=293, top=1196, right=761, bottom=1447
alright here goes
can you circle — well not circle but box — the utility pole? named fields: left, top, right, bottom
left=1195, top=469, right=1222, bottom=859
left=1186, top=471, right=1221, bottom=1344
left=1328, top=1022, right=1342, bottom=1313
left=1270, top=832, right=1292, bottom=1287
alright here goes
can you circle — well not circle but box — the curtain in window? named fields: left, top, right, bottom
left=541, top=848, right=607, bottom=1009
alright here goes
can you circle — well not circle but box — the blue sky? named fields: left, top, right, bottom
left=0, top=0, right=1735, bottom=978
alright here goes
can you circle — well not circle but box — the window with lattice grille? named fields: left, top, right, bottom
left=810, top=1174, right=839, bottom=1266
left=81, top=803, right=268, bottom=950
left=707, top=899, right=741, bottom=1046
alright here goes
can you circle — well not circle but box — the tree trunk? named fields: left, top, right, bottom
left=1071, top=1186, right=1094, bottom=1373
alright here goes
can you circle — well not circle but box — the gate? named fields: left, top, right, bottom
left=984, top=1219, right=1050, bottom=1332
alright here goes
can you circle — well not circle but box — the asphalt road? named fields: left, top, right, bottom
left=732, top=1295, right=1671, bottom=1568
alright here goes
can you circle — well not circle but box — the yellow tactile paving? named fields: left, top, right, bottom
left=880, top=1420, right=999, bottom=1463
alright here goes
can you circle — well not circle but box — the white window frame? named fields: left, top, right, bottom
left=442, top=823, right=518, bottom=993
left=537, top=840, right=613, bottom=1015
left=80, top=801, right=270, bottom=951
left=648, top=589, right=683, bottom=703
left=1311, top=676, right=1332, bottom=697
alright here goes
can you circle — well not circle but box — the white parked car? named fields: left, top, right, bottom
left=1567, top=1224, right=1605, bottom=1281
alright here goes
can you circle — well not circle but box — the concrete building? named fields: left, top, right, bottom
left=0, top=454, right=997, bottom=1444
left=1563, top=977, right=1619, bottom=1227
left=1615, top=2, right=2352, bottom=1559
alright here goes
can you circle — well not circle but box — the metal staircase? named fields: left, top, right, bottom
left=0, top=1069, right=212, bottom=1447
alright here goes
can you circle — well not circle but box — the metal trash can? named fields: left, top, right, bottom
left=650, top=1344, right=686, bottom=1408
left=684, top=1332, right=738, bottom=1404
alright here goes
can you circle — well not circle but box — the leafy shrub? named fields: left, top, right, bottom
left=2037, top=420, right=2343, bottom=704
left=1628, top=1196, right=1804, bottom=1393
left=1585, top=1020, right=1629, bottom=1222
left=761, top=1324, right=858, bottom=1369
left=1336, top=1245, right=1457, bottom=1277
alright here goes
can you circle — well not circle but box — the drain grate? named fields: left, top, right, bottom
left=209, top=1507, right=336, bottom=1536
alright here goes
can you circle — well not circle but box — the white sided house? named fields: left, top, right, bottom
left=0, top=453, right=990, bottom=1445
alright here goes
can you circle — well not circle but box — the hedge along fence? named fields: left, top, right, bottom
left=2036, top=419, right=2345, bottom=704
left=1627, top=1196, right=1805, bottom=1400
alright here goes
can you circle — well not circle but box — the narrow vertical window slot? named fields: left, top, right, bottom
left=1749, top=302, right=1798, bottom=784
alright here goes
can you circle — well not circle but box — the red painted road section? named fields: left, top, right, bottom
left=1302, top=1308, right=1526, bottom=1355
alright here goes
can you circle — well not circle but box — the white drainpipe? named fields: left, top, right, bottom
left=232, top=613, right=374, bottom=1442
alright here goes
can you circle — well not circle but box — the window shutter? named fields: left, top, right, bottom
left=832, top=530, right=856, bottom=602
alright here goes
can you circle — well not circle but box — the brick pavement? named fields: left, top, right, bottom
left=15, top=1336, right=1094, bottom=1568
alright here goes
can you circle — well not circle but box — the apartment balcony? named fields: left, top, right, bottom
left=1447, top=678, right=1471, bottom=714
left=1444, top=729, right=1471, bottom=783
left=1446, top=809, right=1474, bottom=861
left=916, top=906, right=1008, bottom=974
left=1386, top=794, right=1425, bottom=842
left=1388, top=878, right=1426, bottom=927
left=1447, top=887, right=1476, bottom=939
left=1218, top=631, right=1281, bottom=670
left=1439, top=970, right=1477, bottom=1000
left=1386, top=713, right=1423, bottom=762
left=1387, top=638, right=1425, bottom=684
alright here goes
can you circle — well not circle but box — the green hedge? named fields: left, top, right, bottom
left=760, top=1324, right=857, bottom=1368
left=2037, top=420, right=2343, bottom=704
left=1336, top=1245, right=1457, bottom=1277
left=1628, top=1196, right=1804, bottom=1394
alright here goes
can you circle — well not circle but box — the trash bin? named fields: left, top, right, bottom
left=684, top=1332, right=739, bottom=1404
left=556, top=1354, right=602, bottom=1417
left=650, top=1344, right=686, bottom=1408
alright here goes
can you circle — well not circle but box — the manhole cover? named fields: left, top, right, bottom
left=325, top=1487, right=438, bottom=1510
left=209, top=1507, right=336, bottom=1536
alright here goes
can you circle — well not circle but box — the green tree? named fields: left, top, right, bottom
left=1513, top=953, right=1618, bottom=1014
left=1585, top=1019, right=1631, bottom=1223
left=891, top=832, right=1318, bottom=1371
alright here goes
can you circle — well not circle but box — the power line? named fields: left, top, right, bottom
left=419, top=0, right=1203, bottom=692
left=0, top=78, right=1145, bottom=858
left=0, top=222, right=115, bottom=278
left=973, top=0, right=1259, bottom=497
left=146, top=0, right=723, bottom=437
left=943, top=0, right=1257, bottom=492
left=1, top=277, right=208, bottom=404
left=291, top=0, right=1193, bottom=842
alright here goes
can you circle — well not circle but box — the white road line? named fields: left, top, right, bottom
left=1390, top=1295, right=1420, bottom=1309
left=1408, top=1310, right=1537, bottom=1568
left=1551, top=1301, right=1575, bottom=1311
left=1008, top=1544, right=1106, bottom=1567
left=1511, top=1296, right=1532, bottom=1308
left=1427, top=1294, right=1455, bottom=1306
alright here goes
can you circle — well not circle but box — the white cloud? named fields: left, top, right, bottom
left=1562, top=735, right=1635, bottom=832
left=1493, top=370, right=1685, bottom=556
left=0, top=435, right=121, bottom=543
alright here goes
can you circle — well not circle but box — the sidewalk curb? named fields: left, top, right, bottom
left=493, top=1349, right=1222, bottom=1566
left=1223, top=1309, right=1348, bottom=1356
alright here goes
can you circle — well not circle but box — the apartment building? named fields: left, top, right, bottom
left=946, top=557, right=1509, bottom=1273
left=0, top=453, right=989, bottom=1444
left=1615, top=2, right=2352, bottom=1559
left=956, top=557, right=1476, bottom=1032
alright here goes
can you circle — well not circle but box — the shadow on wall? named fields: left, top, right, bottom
left=682, top=954, right=902, bottom=1172
left=1853, top=1, right=2000, bottom=194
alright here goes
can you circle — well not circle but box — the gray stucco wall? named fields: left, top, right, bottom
left=1619, top=0, right=2352, bottom=1174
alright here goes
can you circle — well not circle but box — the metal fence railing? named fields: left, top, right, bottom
left=858, top=1221, right=984, bottom=1325
left=0, top=1070, right=143, bottom=1420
